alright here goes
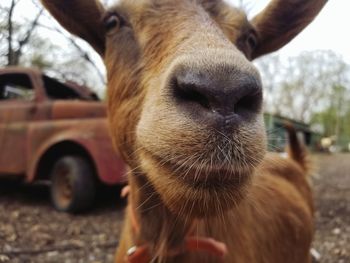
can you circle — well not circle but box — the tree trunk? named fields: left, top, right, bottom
left=7, top=0, right=16, bottom=65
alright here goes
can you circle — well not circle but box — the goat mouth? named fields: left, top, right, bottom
left=139, top=147, right=253, bottom=217
left=139, top=148, right=254, bottom=218
left=166, top=160, right=251, bottom=185
left=141, top=147, right=253, bottom=185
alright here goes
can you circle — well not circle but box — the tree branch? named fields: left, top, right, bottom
left=7, top=0, right=16, bottom=65
left=31, top=0, right=105, bottom=85
left=37, top=22, right=106, bottom=85
left=12, top=8, right=44, bottom=65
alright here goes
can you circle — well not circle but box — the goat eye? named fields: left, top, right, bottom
left=246, top=33, right=257, bottom=50
left=104, top=13, right=121, bottom=31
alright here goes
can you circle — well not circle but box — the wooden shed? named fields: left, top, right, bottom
left=264, top=113, right=321, bottom=152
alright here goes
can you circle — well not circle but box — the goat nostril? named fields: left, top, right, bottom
left=172, top=69, right=262, bottom=122
left=235, top=90, right=263, bottom=116
left=173, top=80, right=211, bottom=110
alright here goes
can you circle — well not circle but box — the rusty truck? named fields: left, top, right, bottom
left=0, top=67, right=126, bottom=212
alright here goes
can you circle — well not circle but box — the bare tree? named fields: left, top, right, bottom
left=0, top=0, right=106, bottom=96
left=256, top=50, right=350, bottom=123
left=3, top=0, right=43, bottom=66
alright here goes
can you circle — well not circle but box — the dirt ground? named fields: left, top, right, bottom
left=312, top=154, right=350, bottom=263
left=0, top=154, right=349, bottom=263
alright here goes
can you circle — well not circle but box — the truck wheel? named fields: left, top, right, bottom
left=50, top=156, right=96, bottom=213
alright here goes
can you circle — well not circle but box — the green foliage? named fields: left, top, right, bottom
left=310, top=84, right=350, bottom=148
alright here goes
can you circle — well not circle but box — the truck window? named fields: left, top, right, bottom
left=42, top=75, right=82, bottom=100
left=0, top=74, right=34, bottom=101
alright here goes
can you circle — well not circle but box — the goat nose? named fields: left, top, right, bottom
left=172, top=69, right=263, bottom=125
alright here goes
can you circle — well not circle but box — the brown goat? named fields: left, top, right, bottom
left=41, top=0, right=327, bottom=262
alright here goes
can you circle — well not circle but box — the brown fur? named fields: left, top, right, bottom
left=41, top=0, right=327, bottom=262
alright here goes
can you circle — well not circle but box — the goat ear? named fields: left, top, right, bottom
left=250, top=0, right=327, bottom=59
left=41, top=0, right=106, bottom=56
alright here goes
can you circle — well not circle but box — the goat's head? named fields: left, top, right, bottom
left=42, top=0, right=326, bottom=217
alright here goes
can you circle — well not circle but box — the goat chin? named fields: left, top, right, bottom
left=138, top=149, right=253, bottom=218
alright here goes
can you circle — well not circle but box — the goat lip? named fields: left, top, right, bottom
left=169, top=163, right=251, bottom=183
left=139, top=147, right=254, bottom=185
left=148, top=153, right=251, bottom=183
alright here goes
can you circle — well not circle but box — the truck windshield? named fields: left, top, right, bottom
left=43, top=76, right=92, bottom=100
left=0, top=73, right=34, bottom=101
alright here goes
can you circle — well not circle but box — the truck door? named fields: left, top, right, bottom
left=0, top=73, right=38, bottom=175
